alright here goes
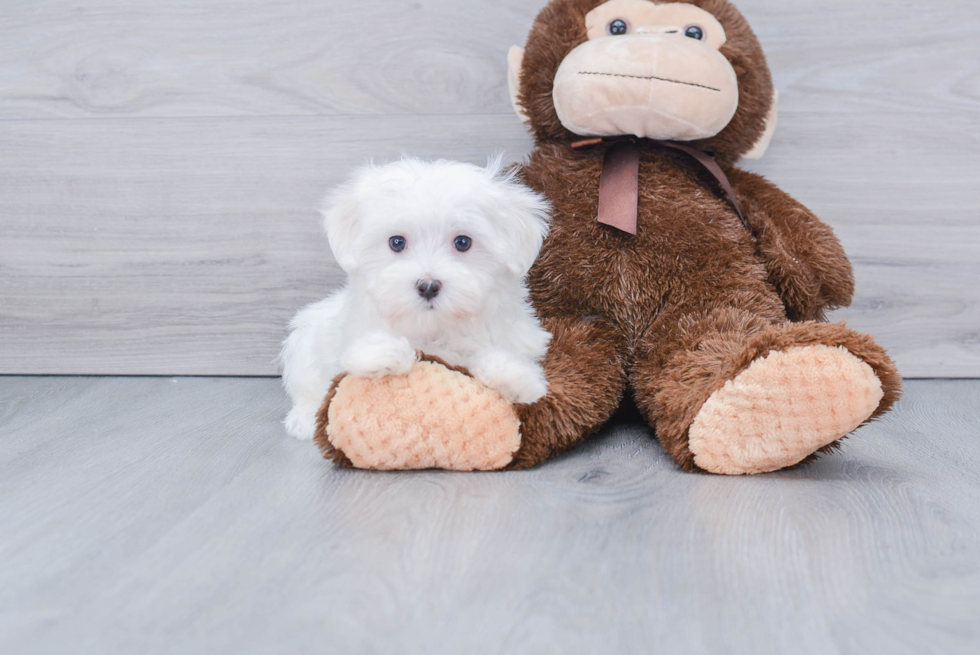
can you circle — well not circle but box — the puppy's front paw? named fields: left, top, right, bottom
left=471, top=352, right=548, bottom=405
left=342, top=333, right=417, bottom=378
left=285, top=403, right=319, bottom=441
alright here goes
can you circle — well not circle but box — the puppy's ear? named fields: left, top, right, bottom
left=320, top=176, right=362, bottom=273
left=484, top=157, right=551, bottom=277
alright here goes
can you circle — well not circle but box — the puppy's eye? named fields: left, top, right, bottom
left=684, top=25, right=705, bottom=40
left=389, top=236, right=407, bottom=252
left=453, top=235, right=472, bottom=252
left=607, top=19, right=629, bottom=36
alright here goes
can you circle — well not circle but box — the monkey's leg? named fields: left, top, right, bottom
left=506, top=314, right=630, bottom=469
left=630, top=298, right=901, bottom=475
left=316, top=313, right=628, bottom=471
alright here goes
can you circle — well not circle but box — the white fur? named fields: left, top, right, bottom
left=281, top=157, right=553, bottom=441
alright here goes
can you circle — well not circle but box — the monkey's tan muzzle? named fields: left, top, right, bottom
left=553, top=34, right=739, bottom=141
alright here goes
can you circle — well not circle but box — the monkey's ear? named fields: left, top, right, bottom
left=743, top=90, right=778, bottom=160
left=507, top=46, right=530, bottom=124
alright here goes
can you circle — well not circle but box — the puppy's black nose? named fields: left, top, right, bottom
left=417, top=279, right=442, bottom=301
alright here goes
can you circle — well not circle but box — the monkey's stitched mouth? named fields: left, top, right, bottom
left=577, top=71, right=721, bottom=92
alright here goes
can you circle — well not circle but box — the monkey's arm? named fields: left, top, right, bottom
left=728, top=168, right=855, bottom=321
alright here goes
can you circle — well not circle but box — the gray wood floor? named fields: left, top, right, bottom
left=1, top=377, right=978, bottom=654
left=2, top=0, right=979, bottom=377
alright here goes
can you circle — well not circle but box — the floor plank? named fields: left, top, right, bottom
left=1, top=0, right=976, bottom=119
left=2, top=112, right=977, bottom=377
left=0, top=114, right=533, bottom=376
left=1, top=377, right=978, bottom=654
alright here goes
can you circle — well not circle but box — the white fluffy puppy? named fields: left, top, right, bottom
left=281, top=157, right=553, bottom=441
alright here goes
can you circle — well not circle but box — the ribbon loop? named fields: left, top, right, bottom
left=571, top=137, right=749, bottom=234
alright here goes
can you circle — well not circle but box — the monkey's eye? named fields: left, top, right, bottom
left=684, top=25, right=705, bottom=40
left=453, top=235, right=472, bottom=252
left=389, top=236, right=407, bottom=252
left=607, top=19, right=630, bottom=36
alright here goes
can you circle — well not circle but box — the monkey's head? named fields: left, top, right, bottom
left=508, top=0, right=778, bottom=163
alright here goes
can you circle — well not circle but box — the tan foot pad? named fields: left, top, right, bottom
left=689, top=345, right=884, bottom=475
left=322, top=361, right=521, bottom=471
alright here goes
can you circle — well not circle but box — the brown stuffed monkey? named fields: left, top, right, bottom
left=315, top=0, right=901, bottom=475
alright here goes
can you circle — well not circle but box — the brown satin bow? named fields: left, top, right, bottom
left=571, top=136, right=748, bottom=235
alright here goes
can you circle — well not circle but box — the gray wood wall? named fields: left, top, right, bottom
left=1, top=0, right=978, bottom=377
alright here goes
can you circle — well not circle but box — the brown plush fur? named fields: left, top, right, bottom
left=503, top=0, right=902, bottom=471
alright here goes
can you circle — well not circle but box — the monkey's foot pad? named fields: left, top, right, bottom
left=689, top=345, right=884, bottom=476
left=314, top=360, right=521, bottom=471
